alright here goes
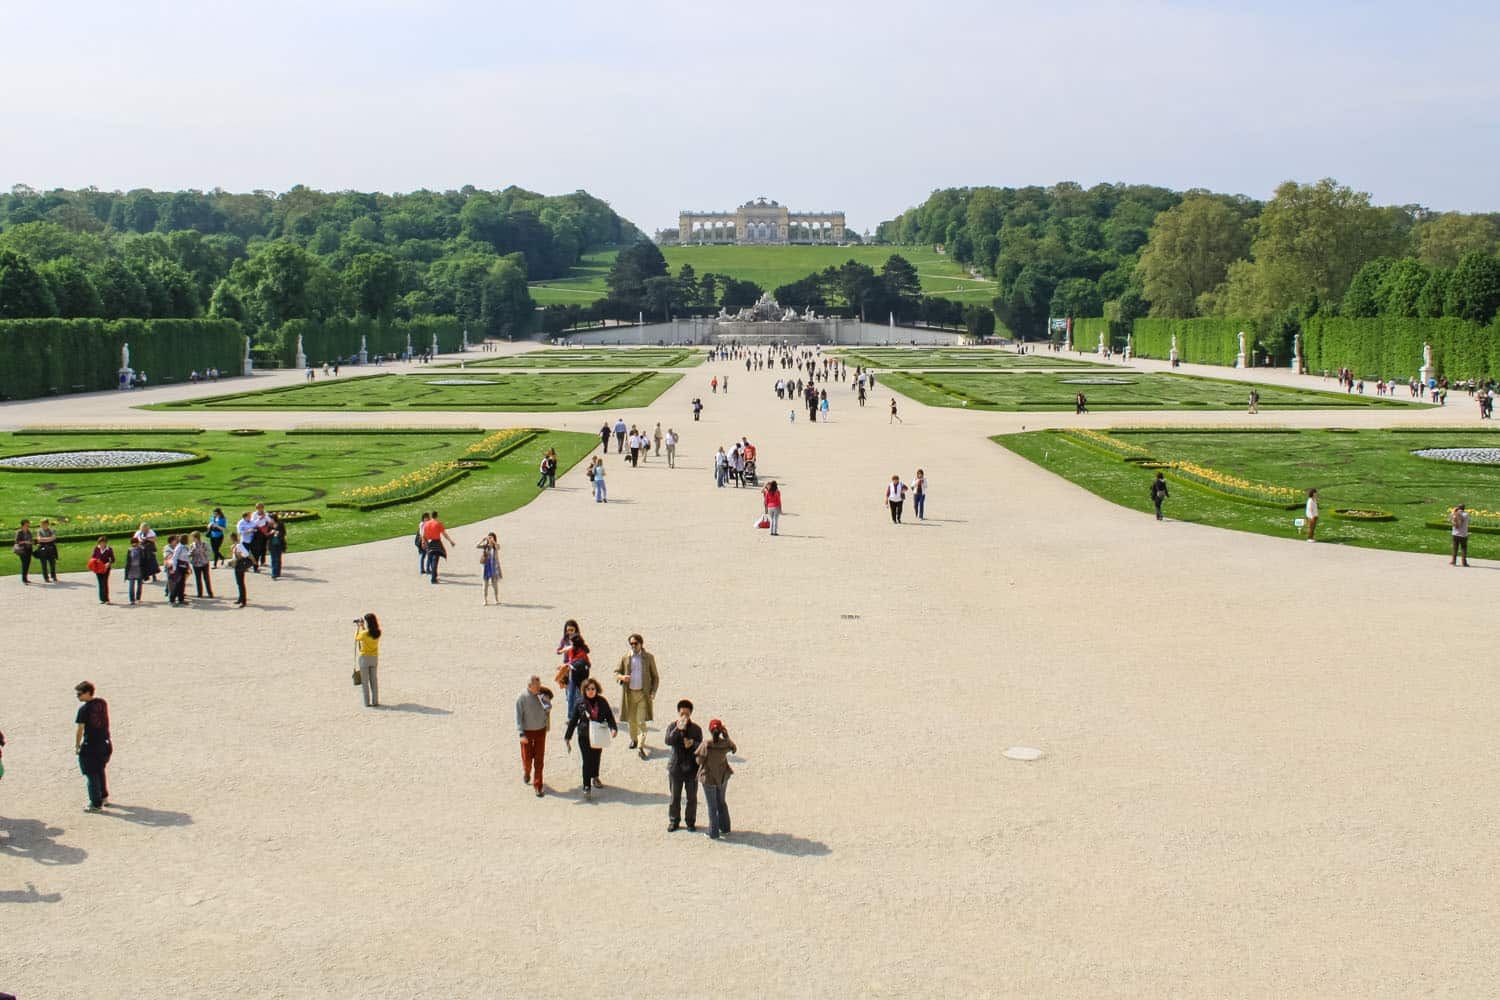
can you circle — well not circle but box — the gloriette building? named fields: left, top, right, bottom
left=675, top=197, right=845, bottom=245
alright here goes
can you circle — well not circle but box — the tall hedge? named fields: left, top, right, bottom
left=1130, top=318, right=1249, bottom=366
left=1072, top=317, right=1112, bottom=350
left=274, top=316, right=466, bottom=368
left=1301, top=316, right=1500, bottom=380
left=0, top=317, right=245, bottom=400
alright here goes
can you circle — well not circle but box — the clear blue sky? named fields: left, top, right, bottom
left=4, top=0, right=1496, bottom=232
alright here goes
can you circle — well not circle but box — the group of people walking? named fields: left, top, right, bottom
left=514, top=622, right=737, bottom=837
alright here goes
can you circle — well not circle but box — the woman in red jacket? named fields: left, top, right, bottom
left=762, top=480, right=782, bottom=536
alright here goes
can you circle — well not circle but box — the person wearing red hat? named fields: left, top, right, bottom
left=696, top=719, right=737, bottom=840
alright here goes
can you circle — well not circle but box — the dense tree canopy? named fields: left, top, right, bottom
left=879, top=179, right=1500, bottom=336
left=0, top=184, right=640, bottom=339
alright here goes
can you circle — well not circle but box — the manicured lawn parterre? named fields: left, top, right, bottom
left=997, top=427, right=1500, bottom=555
left=836, top=347, right=1110, bottom=370
left=880, top=371, right=1426, bottom=411
left=528, top=245, right=999, bottom=305
left=0, top=427, right=596, bottom=576
left=147, top=371, right=683, bottom=412
left=452, top=347, right=705, bottom=369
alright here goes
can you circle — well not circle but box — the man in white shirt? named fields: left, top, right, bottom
left=664, top=429, right=678, bottom=469
left=1451, top=504, right=1471, bottom=567
left=614, top=634, right=659, bottom=759
left=248, top=502, right=271, bottom=570
left=885, top=475, right=907, bottom=524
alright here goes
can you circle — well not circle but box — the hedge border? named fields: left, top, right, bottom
left=326, top=469, right=475, bottom=512
left=49, top=509, right=320, bottom=544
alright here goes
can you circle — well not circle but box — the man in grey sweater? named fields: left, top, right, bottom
left=516, top=676, right=553, bottom=797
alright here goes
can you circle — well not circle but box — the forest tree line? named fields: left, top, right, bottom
left=0, top=184, right=640, bottom=341
left=877, top=179, right=1500, bottom=341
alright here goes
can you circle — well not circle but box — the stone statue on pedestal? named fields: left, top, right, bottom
left=1235, top=330, right=1248, bottom=369
left=1169, top=334, right=1179, bottom=365
left=1124, top=334, right=1132, bottom=360
left=429, top=333, right=439, bottom=358
left=1419, top=342, right=1435, bottom=384
left=1097, top=332, right=1106, bottom=356
left=242, top=336, right=254, bottom=376
left=1291, top=333, right=1302, bottom=373
left=295, top=334, right=307, bottom=370
left=358, top=335, right=369, bottom=365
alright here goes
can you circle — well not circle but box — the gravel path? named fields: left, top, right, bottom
left=3, top=348, right=1497, bottom=997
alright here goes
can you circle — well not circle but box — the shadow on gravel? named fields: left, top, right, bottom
left=0, top=881, right=63, bottom=904
left=377, top=703, right=454, bottom=715
left=99, top=804, right=194, bottom=827
left=0, top=818, right=87, bottom=866
left=722, top=831, right=832, bottom=856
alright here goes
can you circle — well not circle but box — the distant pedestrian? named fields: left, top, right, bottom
left=820, top=396, right=829, bottom=422
left=614, top=417, right=627, bottom=452
left=885, top=474, right=907, bottom=524
left=355, top=613, right=381, bottom=708
left=565, top=677, right=617, bottom=799
left=189, top=531, right=213, bottom=597
left=912, top=469, right=927, bottom=520
left=1248, top=389, right=1260, bottom=414
left=714, top=447, right=729, bottom=488
left=722, top=375, right=729, bottom=394
left=692, top=398, right=703, bottom=421
left=599, top=422, right=611, bottom=453
left=88, top=536, right=115, bottom=604
left=711, top=376, right=719, bottom=394
left=1150, top=472, right=1169, bottom=521
left=1305, top=488, right=1319, bottom=542
left=653, top=422, right=664, bottom=456
left=73, top=681, right=111, bottom=812
left=590, top=457, right=607, bottom=502
left=267, top=515, right=287, bottom=579
left=12, top=518, right=33, bottom=584
left=763, top=480, right=782, bottom=535
left=124, top=536, right=147, bottom=604
left=516, top=675, right=553, bottom=797
left=1451, top=504, right=1471, bottom=567
left=696, top=719, right=737, bottom=840
left=889, top=398, right=902, bottom=423
left=615, top=633, right=659, bottom=758
left=563, top=633, right=591, bottom=720
left=231, top=537, right=253, bottom=606
left=422, top=511, right=454, bottom=583
left=665, top=428, right=678, bottom=468
left=34, top=519, right=58, bottom=582
left=665, top=699, right=702, bottom=832
left=536, top=449, right=557, bottom=488
left=478, top=532, right=502, bottom=605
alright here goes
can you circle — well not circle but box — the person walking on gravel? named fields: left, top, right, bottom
left=664, top=699, right=702, bottom=832
left=762, top=480, right=783, bottom=535
left=665, top=428, right=678, bottom=468
left=615, top=633, right=659, bottom=759
left=517, top=675, right=552, bottom=797
left=696, top=719, right=737, bottom=840
left=889, top=398, right=903, bottom=424
left=1150, top=472, right=1169, bottom=521
left=1451, top=504, right=1471, bottom=567
left=565, top=678, right=617, bottom=799
left=1305, top=489, right=1319, bottom=541
left=653, top=422, right=664, bottom=457
left=354, top=614, right=382, bottom=707
left=885, top=474, right=907, bottom=524
left=599, top=422, right=611, bottom=454
left=73, top=681, right=112, bottom=812
left=614, top=418, right=627, bottom=453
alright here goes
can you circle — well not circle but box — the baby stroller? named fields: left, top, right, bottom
left=742, top=457, right=758, bottom=486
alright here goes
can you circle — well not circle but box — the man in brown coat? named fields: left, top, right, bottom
left=615, top=634, right=659, bottom=760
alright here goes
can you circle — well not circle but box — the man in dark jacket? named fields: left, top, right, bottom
left=73, top=681, right=112, bottom=812
left=1150, top=473, right=1169, bottom=521
left=663, top=699, right=702, bottom=832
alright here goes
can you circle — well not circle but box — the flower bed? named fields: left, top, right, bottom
left=0, top=449, right=205, bottom=472
left=327, top=460, right=484, bottom=511
left=1058, top=429, right=1154, bottom=462
left=286, top=426, right=483, bottom=435
left=1412, top=447, right=1500, bottom=465
left=1152, top=460, right=1303, bottom=509
left=463, top=428, right=537, bottom=460
left=36, top=507, right=319, bottom=543
left=1331, top=508, right=1396, bottom=522
left=1425, top=507, right=1500, bottom=534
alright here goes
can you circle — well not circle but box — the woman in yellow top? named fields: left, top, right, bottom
left=355, top=613, right=382, bottom=708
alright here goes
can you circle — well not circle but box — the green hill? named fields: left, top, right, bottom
left=528, top=245, right=998, bottom=306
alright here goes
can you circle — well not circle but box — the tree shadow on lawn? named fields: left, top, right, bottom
left=0, top=881, right=63, bottom=904
left=99, top=804, right=194, bottom=828
left=0, top=818, right=87, bottom=866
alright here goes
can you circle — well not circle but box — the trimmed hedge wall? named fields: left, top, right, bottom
left=275, top=316, right=466, bottom=368
left=0, top=318, right=246, bottom=401
left=1072, top=317, right=1112, bottom=351
left=1130, top=318, right=1247, bottom=366
left=1302, top=316, right=1500, bottom=381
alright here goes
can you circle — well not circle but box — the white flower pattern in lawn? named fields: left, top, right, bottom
left=423, top=378, right=500, bottom=386
left=1412, top=447, right=1500, bottom=465
left=0, top=449, right=198, bottom=469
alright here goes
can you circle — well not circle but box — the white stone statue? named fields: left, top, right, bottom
left=295, top=334, right=307, bottom=370
left=1424, top=342, right=1433, bottom=369
left=1097, top=332, right=1106, bottom=356
left=406, top=332, right=413, bottom=358
left=121, top=343, right=130, bottom=370
left=1169, top=333, right=1179, bottom=363
left=1419, top=341, right=1435, bottom=384
left=1291, top=333, right=1302, bottom=372
left=359, top=335, right=369, bottom=365
left=242, top=335, right=254, bottom=376
left=1235, top=330, right=1247, bottom=369
left=1124, top=334, right=1132, bottom=360
left=429, top=333, right=439, bottom=357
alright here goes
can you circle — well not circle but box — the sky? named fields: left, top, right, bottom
left=4, top=0, right=1498, bottom=233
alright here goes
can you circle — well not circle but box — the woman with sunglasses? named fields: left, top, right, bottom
left=564, top=677, right=617, bottom=799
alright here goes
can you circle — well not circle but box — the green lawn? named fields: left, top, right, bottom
left=879, top=370, right=1425, bottom=411
left=451, top=347, right=706, bottom=369
left=0, top=428, right=596, bottom=576
left=148, top=372, right=683, bottom=412
left=997, top=427, right=1500, bottom=556
left=528, top=245, right=998, bottom=305
left=836, top=347, right=1110, bottom=370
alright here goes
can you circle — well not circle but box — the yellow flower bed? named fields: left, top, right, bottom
left=1163, top=460, right=1302, bottom=504
left=339, top=460, right=462, bottom=504
left=464, top=428, right=531, bottom=458
left=1066, top=429, right=1152, bottom=459
left=62, top=507, right=210, bottom=535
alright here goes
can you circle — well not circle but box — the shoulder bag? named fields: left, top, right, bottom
left=588, top=719, right=612, bottom=748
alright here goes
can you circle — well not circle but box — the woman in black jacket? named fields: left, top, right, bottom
left=565, top=678, right=617, bottom=799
